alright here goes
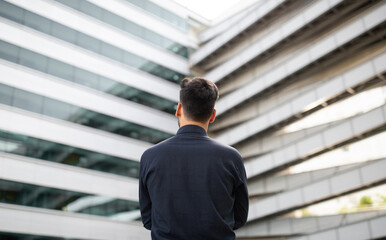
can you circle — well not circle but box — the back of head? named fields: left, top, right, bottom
left=180, top=77, right=219, bottom=122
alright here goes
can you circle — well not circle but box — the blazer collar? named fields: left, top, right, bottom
left=177, top=124, right=207, bottom=136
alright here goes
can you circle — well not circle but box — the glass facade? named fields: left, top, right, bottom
left=0, top=0, right=186, bottom=83
left=0, top=83, right=173, bottom=144
left=0, top=40, right=178, bottom=114
left=0, top=130, right=140, bottom=178
left=53, top=0, right=188, bottom=57
left=0, top=179, right=139, bottom=220
left=124, top=0, right=188, bottom=31
left=0, top=232, right=80, bottom=240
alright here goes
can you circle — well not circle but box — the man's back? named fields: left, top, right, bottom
left=139, top=125, right=249, bottom=240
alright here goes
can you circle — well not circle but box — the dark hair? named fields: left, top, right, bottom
left=179, top=77, right=219, bottom=122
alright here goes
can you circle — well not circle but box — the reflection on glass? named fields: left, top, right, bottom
left=282, top=86, right=386, bottom=133
left=0, top=83, right=173, bottom=144
left=0, top=179, right=139, bottom=221
left=0, top=1, right=187, bottom=83
left=0, top=39, right=177, bottom=114
left=53, top=0, right=188, bottom=57
left=288, top=131, right=386, bottom=174
left=292, top=184, right=386, bottom=217
left=0, top=130, right=140, bottom=178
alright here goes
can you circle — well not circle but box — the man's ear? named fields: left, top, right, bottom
left=209, top=109, right=216, bottom=123
left=175, top=103, right=182, bottom=118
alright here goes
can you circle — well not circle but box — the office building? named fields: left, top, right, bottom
left=0, top=0, right=385, bottom=239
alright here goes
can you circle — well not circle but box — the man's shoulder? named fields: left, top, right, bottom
left=141, top=136, right=176, bottom=159
left=208, top=137, right=242, bottom=160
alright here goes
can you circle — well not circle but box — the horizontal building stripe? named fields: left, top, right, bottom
left=0, top=128, right=140, bottom=178
left=7, top=0, right=189, bottom=63
left=245, top=104, right=386, bottom=178
left=197, top=1, right=262, bottom=43
left=0, top=1, right=187, bottom=84
left=88, top=0, right=189, bottom=45
left=215, top=2, right=386, bottom=115
left=288, top=214, right=386, bottom=240
left=0, top=18, right=180, bottom=102
left=237, top=210, right=386, bottom=238
left=191, top=0, right=286, bottom=65
left=248, top=158, right=386, bottom=221
left=122, top=0, right=188, bottom=31
left=0, top=40, right=177, bottom=115
left=0, top=61, right=178, bottom=135
left=216, top=51, right=386, bottom=145
left=0, top=82, right=172, bottom=144
left=0, top=203, right=149, bottom=240
left=248, top=160, right=375, bottom=197
left=0, top=106, right=151, bottom=161
left=0, top=152, right=138, bottom=201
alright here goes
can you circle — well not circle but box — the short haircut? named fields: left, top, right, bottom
left=179, top=77, right=219, bottom=122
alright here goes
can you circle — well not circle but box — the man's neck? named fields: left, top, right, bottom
left=180, top=120, right=209, bottom=132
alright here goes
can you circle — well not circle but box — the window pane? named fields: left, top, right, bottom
left=124, top=21, right=144, bottom=38
left=102, top=11, right=124, bottom=30
left=47, top=58, right=74, bottom=81
left=146, top=2, right=162, bottom=16
left=80, top=1, right=102, bottom=18
left=51, top=22, right=77, bottom=43
left=127, top=0, right=145, bottom=8
left=24, top=11, right=51, bottom=33
left=77, top=33, right=100, bottom=53
left=0, top=40, right=19, bottom=63
left=18, top=48, right=47, bottom=72
left=13, top=89, right=43, bottom=114
left=0, top=83, right=14, bottom=105
left=100, top=42, right=122, bottom=62
left=73, top=68, right=99, bottom=89
left=123, top=52, right=146, bottom=68
left=43, top=98, right=73, bottom=120
left=144, top=30, right=162, bottom=46
left=98, top=76, right=117, bottom=92
left=55, top=0, right=80, bottom=9
left=0, top=1, right=24, bottom=24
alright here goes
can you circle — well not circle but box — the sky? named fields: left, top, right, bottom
left=173, top=0, right=256, bottom=21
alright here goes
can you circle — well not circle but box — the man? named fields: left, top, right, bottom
left=139, top=77, right=249, bottom=240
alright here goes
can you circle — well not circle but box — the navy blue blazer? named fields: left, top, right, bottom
left=139, top=125, right=249, bottom=240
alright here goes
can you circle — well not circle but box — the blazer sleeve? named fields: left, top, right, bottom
left=139, top=154, right=152, bottom=230
left=233, top=157, right=249, bottom=230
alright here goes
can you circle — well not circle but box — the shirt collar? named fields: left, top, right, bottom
left=176, top=124, right=207, bottom=136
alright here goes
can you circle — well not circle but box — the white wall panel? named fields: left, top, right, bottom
left=309, top=230, right=338, bottom=240
left=338, top=221, right=370, bottom=240
left=371, top=215, right=386, bottom=239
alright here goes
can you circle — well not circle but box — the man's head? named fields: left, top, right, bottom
left=175, top=77, right=219, bottom=129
